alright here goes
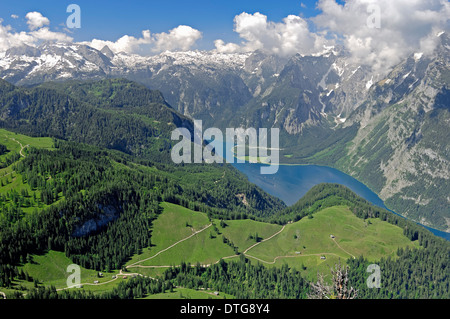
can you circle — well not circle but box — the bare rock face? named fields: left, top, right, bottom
left=336, top=32, right=450, bottom=232
left=72, top=204, right=121, bottom=237
left=0, top=42, right=370, bottom=131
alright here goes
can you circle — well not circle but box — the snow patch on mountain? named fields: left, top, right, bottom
left=366, top=76, right=373, bottom=90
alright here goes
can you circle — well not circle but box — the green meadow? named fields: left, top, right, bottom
left=9, top=250, right=118, bottom=294
left=245, top=206, right=420, bottom=279
left=13, top=200, right=419, bottom=297
left=126, top=202, right=236, bottom=270
left=0, top=129, right=54, bottom=154
left=0, top=130, right=56, bottom=219
left=125, top=202, right=418, bottom=282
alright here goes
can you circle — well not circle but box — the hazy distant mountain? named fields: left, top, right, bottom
left=0, top=41, right=373, bottom=129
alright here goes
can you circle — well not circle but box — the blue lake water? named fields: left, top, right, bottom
left=232, top=162, right=450, bottom=241
left=212, top=141, right=449, bottom=241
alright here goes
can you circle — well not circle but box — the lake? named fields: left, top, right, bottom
left=212, top=141, right=450, bottom=241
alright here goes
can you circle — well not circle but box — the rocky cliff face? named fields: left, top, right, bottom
left=0, top=42, right=374, bottom=130
left=336, top=32, right=450, bottom=231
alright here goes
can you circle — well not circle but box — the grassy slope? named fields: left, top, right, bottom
left=22, top=250, right=118, bottom=288
left=0, top=250, right=120, bottom=298
left=126, top=202, right=283, bottom=273
left=0, top=129, right=54, bottom=151
left=126, top=203, right=417, bottom=281
left=126, top=202, right=235, bottom=270
left=15, top=202, right=418, bottom=297
left=0, top=129, right=55, bottom=216
left=246, top=206, right=419, bottom=279
left=218, top=218, right=283, bottom=250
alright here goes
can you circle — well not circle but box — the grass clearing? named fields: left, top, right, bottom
left=246, top=206, right=419, bottom=280
left=126, top=202, right=214, bottom=266
left=20, top=250, right=119, bottom=291
left=8, top=203, right=420, bottom=297
left=216, top=218, right=283, bottom=252
left=0, top=129, right=54, bottom=153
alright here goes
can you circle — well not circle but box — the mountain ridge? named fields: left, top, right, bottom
left=0, top=32, right=448, bottom=231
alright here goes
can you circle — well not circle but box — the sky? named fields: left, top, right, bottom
left=0, top=0, right=321, bottom=48
left=0, top=0, right=448, bottom=72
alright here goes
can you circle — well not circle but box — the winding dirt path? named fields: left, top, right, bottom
left=331, top=237, right=356, bottom=259
left=123, top=224, right=286, bottom=270
left=126, top=223, right=213, bottom=269
left=6, top=136, right=29, bottom=157
left=245, top=252, right=343, bottom=265
left=121, top=223, right=356, bottom=269
left=56, top=270, right=148, bottom=291
left=243, top=225, right=286, bottom=254
left=244, top=232, right=356, bottom=264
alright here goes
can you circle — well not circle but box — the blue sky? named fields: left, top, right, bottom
left=0, top=0, right=322, bottom=50
left=0, top=0, right=447, bottom=73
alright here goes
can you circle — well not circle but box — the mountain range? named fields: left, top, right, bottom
left=0, top=31, right=448, bottom=232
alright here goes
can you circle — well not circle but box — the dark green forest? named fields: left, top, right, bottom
left=0, top=78, right=192, bottom=162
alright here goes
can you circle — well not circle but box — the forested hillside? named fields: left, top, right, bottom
left=0, top=78, right=192, bottom=162
left=0, top=78, right=447, bottom=300
left=0, top=133, right=447, bottom=299
left=0, top=136, right=286, bottom=271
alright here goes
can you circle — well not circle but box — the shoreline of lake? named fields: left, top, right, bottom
left=231, top=162, right=450, bottom=241
left=211, top=141, right=450, bottom=241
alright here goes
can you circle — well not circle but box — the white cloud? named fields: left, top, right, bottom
left=30, top=27, right=73, bottom=42
left=152, top=25, right=202, bottom=52
left=214, top=39, right=243, bottom=53
left=0, top=13, right=72, bottom=51
left=25, top=11, right=50, bottom=30
left=3, top=15, right=201, bottom=55
left=214, top=12, right=331, bottom=57
left=87, top=30, right=152, bottom=54
left=312, top=0, right=450, bottom=73
left=0, top=3, right=446, bottom=72
left=212, top=1, right=448, bottom=73
left=85, top=25, right=202, bottom=54
left=0, top=22, right=34, bottom=51
left=10, top=14, right=18, bottom=19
